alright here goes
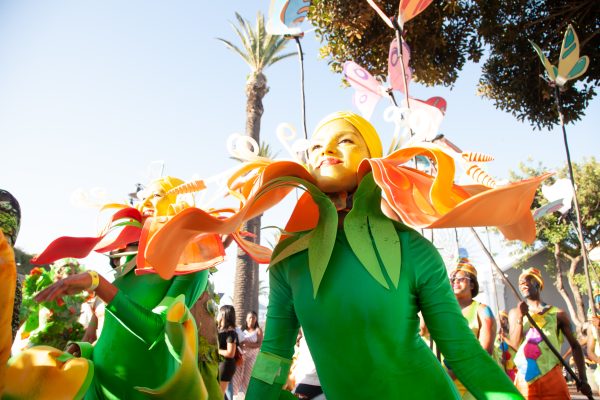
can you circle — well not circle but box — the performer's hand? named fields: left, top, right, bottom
left=35, top=273, right=92, bottom=303
left=66, top=343, right=81, bottom=357
left=591, top=316, right=600, bottom=329
left=517, top=301, right=529, bottom=318
left=577, top=379, right=593, bottom=398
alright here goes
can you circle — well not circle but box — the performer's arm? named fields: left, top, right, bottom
left=558, top=310, right=588, bottom=385
left=415, top=237, right=521, bottom=399
left=37, top=270, right=208, bottom=346
left=246, top=259, right=299, bottom=400
left=477, top=304, right=497, bottom=355
left=104, top=270, right=208, bottom=344
left=507, top=304, right=526, bottom=350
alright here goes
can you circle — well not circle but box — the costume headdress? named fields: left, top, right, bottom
left=454, top=257, right=477, bottom=277
left=144, top=111, right=550, bottom=295
left=0, top=189, right=21, bottom=246
left=519, top=267, right=544, bottom=291
left=314, top=111, right=383, bottom=158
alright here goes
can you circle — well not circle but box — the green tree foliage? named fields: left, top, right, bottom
left=308, top=0, right=598, bottom=129
left=512, top=158, right=600, bottom=325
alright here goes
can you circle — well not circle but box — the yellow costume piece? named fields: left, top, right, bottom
left=4, top=346, right=94, bottom=400
left=0, top=231, right=17, bottom=396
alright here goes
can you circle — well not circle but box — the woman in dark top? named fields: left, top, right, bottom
left=217, top=304, right=239, bottom=395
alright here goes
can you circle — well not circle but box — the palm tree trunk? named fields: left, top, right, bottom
left=232, top=71, right=268, bottom=326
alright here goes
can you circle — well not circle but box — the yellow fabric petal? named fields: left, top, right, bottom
left=0, top=231, right=16, bottom=395
left=4, top=346, right=93, bottom=400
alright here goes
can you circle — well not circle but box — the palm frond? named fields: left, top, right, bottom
left=269, top=52, right=297, bottom=66
left=215, top=38, right=253, bottom=68
left=219, top=11, right=293, bottom=74
left=263, top=37, right=291, bottom=67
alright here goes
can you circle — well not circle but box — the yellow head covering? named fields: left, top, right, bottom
left=454, top=257, right=477, bottom=277
left=313, top=111, right=383, bottom=158
left=519, top=267, right=544, bottom=291
left=138, top=176, right=186, bottom=216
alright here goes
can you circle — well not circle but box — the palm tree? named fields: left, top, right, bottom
left=217, top=12, right=294, bottom=326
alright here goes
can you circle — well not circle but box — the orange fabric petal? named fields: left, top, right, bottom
left=145, top=161, right=314, bottom=279
left=137, top=217, right=225, bottom=278
left=231, top=232, right=273, bottom=264
left=426, top=173, right=552, bottom=243
left=283, top=192, right=320, bottom=237
left=359, top=146, right=551, bottom=243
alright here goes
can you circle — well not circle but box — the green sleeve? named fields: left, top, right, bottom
left=246, top=260, right=299, bottom=400
left=164, top=270, right=208, bottom=308
left=106, top=271, right=208, bottom=346
left=413, top=235, right=522, bottom=399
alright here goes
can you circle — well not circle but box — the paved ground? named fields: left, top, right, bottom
left=569, top=383, right=596, bottom=399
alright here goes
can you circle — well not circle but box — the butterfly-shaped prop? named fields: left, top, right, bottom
left=266, top=0, right=311, bottom=36
left=343, top=38, right=412, bottom=119
left=366, top=0, right=434, bottom=109
left=385, top=96, right=446, bottom=152
left=533, top=178, right=574, bottom=220
left=530, top=24, right=589, bottom=88
left=367, top=0, right=434, bottom=31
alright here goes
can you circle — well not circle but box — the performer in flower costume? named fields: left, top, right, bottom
left=144, top=111, right=550, bottom=399
left=3, top=176, right=226, bottom=400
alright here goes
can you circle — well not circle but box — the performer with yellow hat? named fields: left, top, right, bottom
left=447, top=257, right=498, bottom=399
left=145, top=110, right=550, bottom=398
left=509, top=267, right=589, bottom=398
left=241, top=112, right=522, bottom=399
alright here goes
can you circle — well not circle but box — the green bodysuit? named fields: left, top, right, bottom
left=85, top=269, right=207, bottom=399
left=246, top=227, right=522, bottom=399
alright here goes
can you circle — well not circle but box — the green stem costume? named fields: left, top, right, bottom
left=246, top=175, right=523, bottom=399
left=4, top=267, right=214, bottom=400
left=83, top=269, right=207, bottom=399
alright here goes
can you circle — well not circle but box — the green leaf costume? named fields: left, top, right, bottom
left=246, top=176, right=522, bottom=399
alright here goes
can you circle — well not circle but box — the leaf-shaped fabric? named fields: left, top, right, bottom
left=32, top=206, right=143, bottom=265
left=345, top=175, right=391, bottom=288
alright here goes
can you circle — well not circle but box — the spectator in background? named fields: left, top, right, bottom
left=218, top=304, right=239, bottom=397
left=232, top=310, right=263, bottom=397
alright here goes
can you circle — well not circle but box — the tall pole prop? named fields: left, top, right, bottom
left=294, top=36, right=308, bottom=141
left=553, top=85, right=596, bottom=322
left=529, top=24, right=594, bottom=324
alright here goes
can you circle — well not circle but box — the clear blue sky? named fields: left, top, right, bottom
left=1, top=1, right=598, bottom=300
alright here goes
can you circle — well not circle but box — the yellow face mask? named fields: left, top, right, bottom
left=307, top=119, right=371, bottom=193
left=138, top=176, right=184, bottom=218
